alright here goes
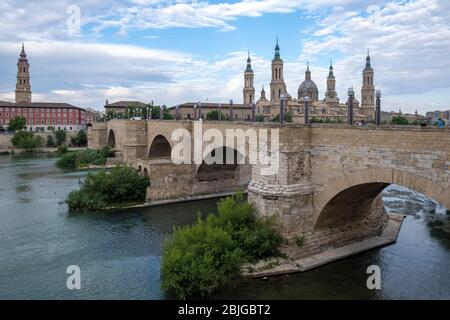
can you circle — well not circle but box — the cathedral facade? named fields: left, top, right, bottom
left=244, top=40, right=375, bottom=123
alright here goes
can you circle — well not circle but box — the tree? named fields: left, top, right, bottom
left=255, top=115, right=265, bottom=122
left=272, top=112, right=293, bottom=123
left=8, top=116, right=27, bottom=131
left=391, top=116, right=409, bottom=125
left=206, top=110, right=228, bottom=121
left=71, top=130, right=87, bottom=147
left=11, top=130, right=42, bottom=152
left=46, top=135, right=56, bottom=147
left=55, top=129, right=67, bottom=146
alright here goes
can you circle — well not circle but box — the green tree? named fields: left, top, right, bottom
left=161, top=192, right=282, bottom=299
left=255, top=115, right=265, bottom=122
left=46, top=135, right=56, bottom=147
left=54, top=129, right=67, bottom=146
left=8, top=116, right=27, bottom=131
left=206, top=110, right=228, bottom=121
left=71, top=130, right=87, bottom=147
left=391, top=116, right=409, bottom=125
left=65, top=166, right=149, bottom=210
left=272, top=112, right=293, bottom=123
left=11, top=130, right=42, bottom=152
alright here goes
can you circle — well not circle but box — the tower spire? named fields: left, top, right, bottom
left=245, top=51, right=253, bottom=73
left=305, top=61, right=311, bottom=81
left=274, top=37, right=280, bottom=60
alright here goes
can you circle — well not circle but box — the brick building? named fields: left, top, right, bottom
left=0, top=44, right=86, bottom=132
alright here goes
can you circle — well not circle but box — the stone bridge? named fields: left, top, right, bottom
left=88, top=120, right=450, bottom=258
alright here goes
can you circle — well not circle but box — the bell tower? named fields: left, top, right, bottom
left=360, top=50, right=375, bottom=119
left=270, top=38, right=287, bottom=102
left=243, top=52, right=255, bottom=105
left=15, top=43, right=32, bottom=103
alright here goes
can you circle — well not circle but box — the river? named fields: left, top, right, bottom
left=0, top=154, right=449, bottom=299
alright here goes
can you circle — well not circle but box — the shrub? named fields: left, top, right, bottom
left=0, top=125, right=5, bottom=132
left=8, top=116, right=27, bottom=131
left=11, top=130, right=42, bottom=152
left=46, top=135, right=56, bottom=147
left=272, top=112, right=293, bottom=123
left=71, top=130, right=87, bottom=147
left=391, top=116, right=409, bottom=125
left=65, top=166, right=149, bottom=211
left=206, top=110, right=228, bottom=121
left=161, top=192, right=282, bottom=299
left=56, top=148, right=110, bottom=168
left=162, top=218, right=243, bottom=299
left=57, top=144, right=68, bottom=154
left=55, top=129, right=67, bottom=146
left=255, top=115, right=264, bottom=122
left=56, top=151, right=78, bottom=168
left=99, top=145, right=114, bottom=159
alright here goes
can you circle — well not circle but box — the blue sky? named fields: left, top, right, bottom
left=0, top=0, right=449, bottom=114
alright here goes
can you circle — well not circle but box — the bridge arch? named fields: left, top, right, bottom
left=313, top=168, right=450, bottom=230
left=195, top=146, right=246, bottom=182
left=107, top=129, right=116, bottom=148
left=148, top=135, right=172, bottom=160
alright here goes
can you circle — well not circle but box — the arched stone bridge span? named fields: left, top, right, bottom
left=88, top=120, right=450, bottom=257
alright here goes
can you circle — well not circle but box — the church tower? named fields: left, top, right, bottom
left=324, top=60, right=339, bottom=104
left=360, top=50, right=375, bottom=119
left=270, top=38, right=287, bottom=102
left=243, top=52, right=255, bottom=105
left=15, top=43, right=32, bottom=103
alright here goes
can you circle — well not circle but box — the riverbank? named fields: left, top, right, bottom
left=0, top=146, right=87, bottom=155
left=242, top=213, right=405, bottom=278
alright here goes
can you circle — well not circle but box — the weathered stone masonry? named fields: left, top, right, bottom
left=89, top=120, right=450, bottom=258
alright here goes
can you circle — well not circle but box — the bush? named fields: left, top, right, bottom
left=56, top=148, right=111, bottom=168
left=255, top=115, right=264, bottom=122
left=206, top=110, right=228, bottom=121
left=272, top=112, right=293, bottom=123
left=65, top=166, right=149, bottom=211
left=161, top=192, right=282, bottom=299
left=11, top=130, right=42, bottom=152
left=55, top=129, right=67, bottom=146
left=391, top=116, right=409, bottom=125
left=8, top=116, right=27, bottom=131
left=100, top=145, right=114, bottom=158
left=71, top=130, right=87, bottom=147
left=56, top=151, right=78, bottom=168
left=57, top=144, right=68, bottom=154
left=0, top=125, right=5, bottom=132
left=46, top=135, right=56, bottom=147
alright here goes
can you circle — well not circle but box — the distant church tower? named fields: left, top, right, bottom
left=324, top=60, right=339, bottom=103
left=15, top=43, right=32, bottom=103
left=360, top=50, right=375, bottom=119
left=243, top=52, right=255, bottom=105
left=270, top=38, right=287, bottom=102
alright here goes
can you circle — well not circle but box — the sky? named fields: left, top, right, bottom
left=0, top=0, right=449, bottom=114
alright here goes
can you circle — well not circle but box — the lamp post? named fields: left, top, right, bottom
left=251, top=102, right=256, bottom=122
left=160, top=105, right=164, bottom=120
left=175, top=105, right=180, bottom=120
left=218, top=103, right=222, bottom=121
left=347, top=88, right=354, bottom=125
left=194, top=104, right=198, bottom=120
left=304, top=96, right=310, bottom=125
left=229, top=99, right=234, bottom=121
left=280, top=94, right=286, bottom=124
left=198, top=102, right=202, bottom=120
left=375, top=90, right=381, bottom=126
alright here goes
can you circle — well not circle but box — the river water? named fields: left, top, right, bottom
left=0, top=154, right=449, bottom=299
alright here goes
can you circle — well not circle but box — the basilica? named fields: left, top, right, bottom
left=244, top=39, right=376, bottom=123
